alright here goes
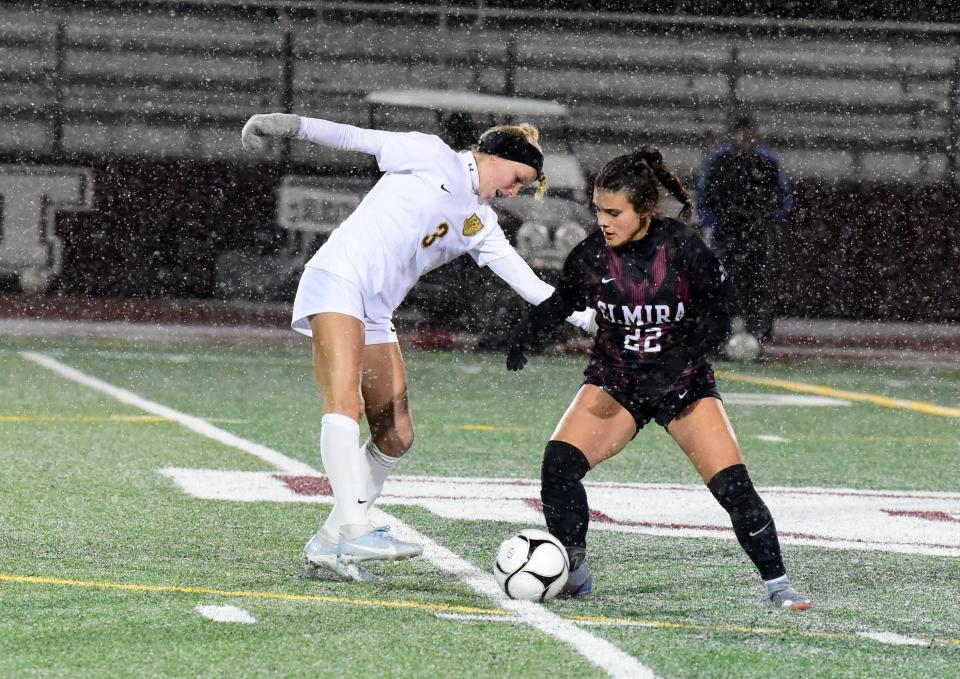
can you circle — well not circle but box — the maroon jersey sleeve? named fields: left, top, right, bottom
left=678, top=234, right=734, bottom=360
left=508, top=237, right=594, bottom=352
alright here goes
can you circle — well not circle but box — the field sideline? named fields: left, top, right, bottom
left=1, top=336, right=958, bottom=678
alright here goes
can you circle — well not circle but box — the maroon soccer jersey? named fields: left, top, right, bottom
left=516, top=217, right=733, bottom=396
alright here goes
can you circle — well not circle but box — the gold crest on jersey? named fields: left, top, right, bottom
left=462, top=213, right=484, bottom=236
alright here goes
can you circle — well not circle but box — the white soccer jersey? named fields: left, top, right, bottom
left=304, top=128, right=515, bottom=315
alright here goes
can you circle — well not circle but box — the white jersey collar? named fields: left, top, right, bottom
left=459, top=150, right=480, bottom=197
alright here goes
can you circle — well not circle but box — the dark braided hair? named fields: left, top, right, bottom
left=594, top=146, right=693, bottom=222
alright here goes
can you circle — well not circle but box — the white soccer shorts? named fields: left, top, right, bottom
left=291, top=267, right=399, bottom=345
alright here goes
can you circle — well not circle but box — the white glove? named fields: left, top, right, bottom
left=566, top=307, right=598, bottom=336
left=241, top=113, right=301, bottom=152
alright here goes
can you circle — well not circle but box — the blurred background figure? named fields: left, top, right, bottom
left=696, top=113, right=793, bottom=357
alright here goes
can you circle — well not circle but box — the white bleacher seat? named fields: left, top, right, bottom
left=65, top=48, right=275, bottom=81
left=66, top=13, right=265, bottom=42
left=1, top=3, right=958, bottom=179
left=737, top=75, right=922, bottom=106
left=779, top=149, right=855, bottom=180
left=0, top=119, right=50, bottom=151
left=862, top=152, right=932, bottom=179
left=515, top=69, right=727, bottom=101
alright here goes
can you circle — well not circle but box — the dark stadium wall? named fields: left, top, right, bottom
left=51, top=158, right=281, bottom=299
left=2, top=157, right=956, bottom=323
left=774, top=181, right=960, bottom=323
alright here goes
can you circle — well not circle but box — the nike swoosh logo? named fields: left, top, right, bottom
left=357, top=499, right=367, bottom=504
left=678, top=390, right=688, bottom=399
left=601, top=276, right=615, bottom=284
left=440, top=183, right=451, bottom=194
left=749, top=520, right=772, bottom=537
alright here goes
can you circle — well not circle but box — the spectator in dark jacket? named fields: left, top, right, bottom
left=696, top=114, right=792, bottom=346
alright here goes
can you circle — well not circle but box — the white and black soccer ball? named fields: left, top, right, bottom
left=493, top=528, right=569, bottom=602
left=724, top=331, right=761, bottom=362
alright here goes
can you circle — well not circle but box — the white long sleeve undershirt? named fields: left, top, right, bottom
left=486, top=250, right=554, bottom=306
left=297, top=116, right=383, bottom=156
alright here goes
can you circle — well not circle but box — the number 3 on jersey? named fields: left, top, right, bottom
left=422, top=222, right=450, bottom=248
left=624, top=327, right=662, bottom=353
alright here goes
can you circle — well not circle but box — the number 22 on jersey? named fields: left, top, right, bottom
left=624, top=327, right=662, bottom=353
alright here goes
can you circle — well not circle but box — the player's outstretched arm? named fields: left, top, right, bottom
left=485, top=250, right=596, bottom=335
left=241, top=113, right=301, bottom=152
left=505, top=291, right=575, bottom=371
left=241, top=114, right=386, bottom=158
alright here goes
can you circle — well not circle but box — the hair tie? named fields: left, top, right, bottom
left=636, top=147, right=663, bottom=166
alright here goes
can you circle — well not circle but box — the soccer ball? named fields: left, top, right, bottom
left=724, top=331, right=761, bottom=362
left=493, top=529, right=569, bottom=602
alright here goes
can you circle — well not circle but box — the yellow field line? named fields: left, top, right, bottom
left=0, top=573, right=504, bottom=616
left=4, top=571, right=958, bottom=647
left=716, top=371, right=960, bottom=418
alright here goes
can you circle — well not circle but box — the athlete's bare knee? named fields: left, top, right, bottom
left=372, top=418, right=415, bottom=457
left=395, top=420, right=415, bottom=453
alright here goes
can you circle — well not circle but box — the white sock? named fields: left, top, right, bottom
left=357, top=439, right=401, bottom=513
left=318, top=413, right=367, bottom=538
left=764, top=574, right=790, bottom=593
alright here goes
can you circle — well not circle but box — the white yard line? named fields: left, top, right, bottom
left=42, top=348, right=311, bottom=367
left=724, top=393, right=851, bottom=407
left=856, top=632, right=928, bottom=646
left=437, top=612, right=940, bottom=649
left=21, top=352, right=315, bottom=476
left=194, top=604, right=257, bottom=624
left=21, top=351, right=657, bottom=679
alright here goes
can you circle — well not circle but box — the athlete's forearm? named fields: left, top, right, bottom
left=486, top=252, right=593, bottom=332
left=486, top=251, right=554, bottom=305
left=509, top=290, right=576, bottom=352
left=681, top=305, right=732, bottom=364
left=679, top=247, right=734, bottom=363
left=643, top=285, right=732, bottom=390
left=297, top=117, right=383, bottom=156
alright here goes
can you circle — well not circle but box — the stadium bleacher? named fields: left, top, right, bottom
left=2, top=2, right=959, bottom=179
left=0, top=1, right=957, bottom=322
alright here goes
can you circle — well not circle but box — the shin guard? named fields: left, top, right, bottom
left=541, top=440, right=591, bottom=549
left=708, top=464, right=786, bottom=580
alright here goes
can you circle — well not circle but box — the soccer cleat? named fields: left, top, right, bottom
left=765, top=586, right=812, bottom=610
left=560, top=547, right=593, bottom=599
left=303, top=532, right=376, bottom=582
left=337, top=525, right=423, bottom=563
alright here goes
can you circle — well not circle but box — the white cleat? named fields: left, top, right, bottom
left=337, top=525, right=424, bottom=563
left=303, top=533, right=376, bottom=582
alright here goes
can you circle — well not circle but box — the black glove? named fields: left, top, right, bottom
left=506, top=344, right=528, bottom=371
